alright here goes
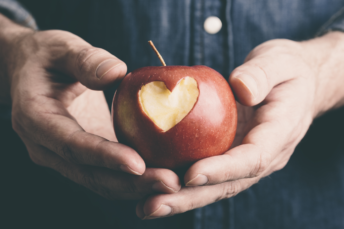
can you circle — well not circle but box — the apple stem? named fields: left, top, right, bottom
left=148, top=40, right=166, bottom=66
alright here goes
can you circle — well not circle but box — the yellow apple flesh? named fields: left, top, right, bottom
left=138, top=77, right=199, bottom=132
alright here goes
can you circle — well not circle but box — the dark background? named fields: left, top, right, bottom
left=1, top=0, right=344, bottom=228
left=2, top=98, right=344, bottom=228
left=0, top=116, right=113, bottom=228
left=1, top=1, right=115, bottom=228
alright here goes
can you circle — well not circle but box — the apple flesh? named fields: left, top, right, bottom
left=139, top=76, right=199, bottom=132
left=112, top=65, right=237, bottom=169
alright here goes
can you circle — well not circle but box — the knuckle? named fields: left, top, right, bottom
left=61, top=142, right=78, bottom=163
left=77, top=167, right=117, bottom=199
left=75, top=47, right=103, bottom=75
left=117, top=175, right=141, bottom=194
left=217, top=182, right=241, bottom=201
left=123, top=180, right=139, bottom=193
left=185, top=201, right=197, bottom=212
left=253, top=39, right=297, bottom=55
left=60, top=130, right=82, bottom=164
left=250, top=152, right=271, bottom=177
left=93, top=140, right=109, bottom=165
left=222, top=159, right=235, bottom=181
left=232, top=63, right=269, bottom=91
left=251, top=64, right=270, bottom=97
left=81, top=169, right=99, bottom=192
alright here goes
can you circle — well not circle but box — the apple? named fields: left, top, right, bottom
left=112, top=41, right=237, bottom=169
left=112, top=65, right=237, bottom=169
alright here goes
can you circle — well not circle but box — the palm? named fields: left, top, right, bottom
left=41, top=69, right=116, bottom=142
left=67, top=88, right=116, bottom=142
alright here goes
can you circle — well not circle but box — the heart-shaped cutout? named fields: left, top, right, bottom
left=139, top=77, right=199, bottom=132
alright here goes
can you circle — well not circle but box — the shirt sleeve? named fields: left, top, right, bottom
left=316, top=6, right=344, bottom=36
left=0, top=0, right=37, bottom=29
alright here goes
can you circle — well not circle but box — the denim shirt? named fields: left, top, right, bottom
left=2, top=0, right=344, bottom=228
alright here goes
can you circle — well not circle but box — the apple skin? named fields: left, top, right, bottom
left=112, top=65, right=237, bottom=169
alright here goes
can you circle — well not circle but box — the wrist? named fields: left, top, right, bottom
left=0, top=14, right=34, bottom=105
left=300, top=31, right=344, bottom=117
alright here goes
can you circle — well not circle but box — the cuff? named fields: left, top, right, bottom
left=0, top=0, right=37, bottom=30
left=316, top=7, right=344, bottom=36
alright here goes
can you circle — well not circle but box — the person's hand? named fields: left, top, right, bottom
left=136, top=32, right=344, bottom=219
left=5, top=26, right=181, bottom=199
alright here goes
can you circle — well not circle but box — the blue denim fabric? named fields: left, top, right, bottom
left=0, top=0, right=37, bottom=29
left=3, top=0, right=344, bottom=228
left=317, top=6, right=344, bottom=36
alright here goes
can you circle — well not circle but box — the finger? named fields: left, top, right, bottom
left=184, top=81, right=311, bottom=186
left=24, top=141, right=181, bottom=198
left=14, top=98, right=146, bottom=175
left=184, top=122, right=278, bottom=186
left=50, top=31, right=127, bottom=90
left=12, top=68, right=142, bottom=175
left=73, top=167, right=182, bottom=199
left=137, top=177, right=259, bottom=219
left=229, top=41, right=301, bottom=106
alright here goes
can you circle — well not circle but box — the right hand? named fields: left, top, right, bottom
left=7, top=28, right=181, bottom=199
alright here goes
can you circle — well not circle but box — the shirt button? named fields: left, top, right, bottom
left=204, top=16, right=222, bottom=34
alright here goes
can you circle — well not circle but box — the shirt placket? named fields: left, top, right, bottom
left=191, top=0, right=235, bottom=228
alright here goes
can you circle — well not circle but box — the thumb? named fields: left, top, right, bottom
left=59, top=35, right=127, bottom=90
left=229, top=45, right=297, bottom=106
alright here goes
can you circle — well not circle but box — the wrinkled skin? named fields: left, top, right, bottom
left=2, top=14, right=344, bottom=220
left=2, top=21, right=181, bottom=200
left=135, top=33, right=344, bottom=219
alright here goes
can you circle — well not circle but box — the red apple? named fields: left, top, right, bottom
left=112, top=65, right=237, bottom=169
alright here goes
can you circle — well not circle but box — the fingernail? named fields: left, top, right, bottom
left=143, top=204, right=172, bottom=220
left=96, top=59, right=120, bottom=79
left=234, top=74, right=258, bottom=101
left=119, top=165, right=143, bottom=175
left=185, top=174, right=208, bottom=186
left=152, top=181, right=177, bottom=193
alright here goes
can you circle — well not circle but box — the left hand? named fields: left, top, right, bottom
left=136, top=32, right=344, bottom=219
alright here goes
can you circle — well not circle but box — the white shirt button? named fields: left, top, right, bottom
left=204, top=16, right=222, bottom=34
